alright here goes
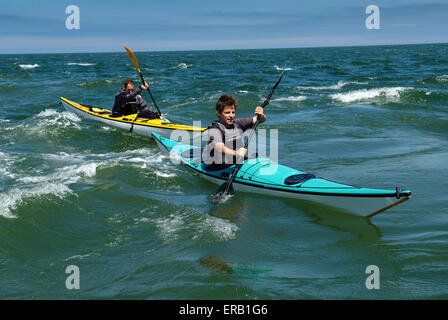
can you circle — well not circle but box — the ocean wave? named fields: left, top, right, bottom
left=0, top=167, right=16, bottom=179
left=0, top=152, right=112, bottom=218
left=77, top=79, right=114, bottom=88
left=401, top=90, right=448, bottom=104
left=37, top=109, right=80, bottom=121
left=1, top=150, right=171, bottom=212
left=274, top=65, right=294, bottom=71
left=19, top=64, right=40, bottom=69
left=272, top=96, right=307, bottom=102
left=66, top=62, right=96, bottom=66
left=154, top=208, right=238, bottom=243
left=121, top=152, right=177, bottom=177
left=16, top=162, right=100, bottom=185
left=35, top=109, right=81, bottom=130
left=168, top=93, right=222, bottom=108
left=434, top=75, right=448, bottom=83
left=154, top=171, right=176, bottom=178
left=329, top=87, right=412, bottom=104
left=312, top=64, right=346, bottom=73
left=0, top=183, right=71, bottom=219
left=296, top=81, right=368, bottom=91
left=173, top=63, right=193, bottom=70
left=154, top=213, right=185, bottom=242
left=2, top=109, right=82, bottom=141
left=0, top=148, right=173, bottom=218
left=197, top=215, right=239, bottom=242
left=0, top=151, right=20, bottom=179
left=420, top=74, right=448, bottom=84
left=46, top=148, right=167, bottom=171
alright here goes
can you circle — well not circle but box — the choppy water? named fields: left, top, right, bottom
left=0, top=44, right=447, bottom=299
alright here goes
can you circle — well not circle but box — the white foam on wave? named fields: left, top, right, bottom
left=65, top=253, right=98, bottom=261
left=272, top=95, right=307, bottom=102
left=0, top=183, right=71, bottom=219
left=17, top=162, right=100, bottom=185
left=296, top=81, right=368, bottom=91
left=122, top=152, right=176, bottom=176
left=0, top=152, right=20, bottom=179
left=34, top=109, right=81, bottom=130
left=0, top=167, right=16, bottom=179
left=154, top=171, right=176, bottom=178
left=116, top=150, right=167, bottom=164
left=174, top=63, right=193, bottom=70
left=66, top=62, right=95, bottom=66
left=0, top=148, right=172, bottom=219
left=1, top=150, right=106, bottom=218
left=154, top=213, right=186, bottom=242
left=19, top=64, right=40, bottom=69
left=154, top=211, right=238, bottom=243
left=37, top=109, right=79, bottom=121
left=197, top=215, right=239, bottom=242
left=329, top=87, right=411, bottom=103
left=274, top=65, right=293, bottom=71
left=435, top=75, right=448, bottom=83
left=3, top=110, right=82, bottom=134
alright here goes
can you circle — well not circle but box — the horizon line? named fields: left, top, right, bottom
left=1, top=41, right=447, bottom=56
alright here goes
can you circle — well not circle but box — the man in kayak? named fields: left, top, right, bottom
left=112, top=79, right=161, bottom=119
left=203, top=94, right=266, bottom=170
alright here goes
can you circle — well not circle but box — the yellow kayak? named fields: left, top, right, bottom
left=60, top=97, right=205, bottom=138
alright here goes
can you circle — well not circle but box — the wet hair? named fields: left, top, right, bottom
left=216, top=94, right=238, bottom=113
left=123, top=79, right=135, bottom=88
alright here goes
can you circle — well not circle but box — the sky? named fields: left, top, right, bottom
left=0, top=0, right=447, bottom=53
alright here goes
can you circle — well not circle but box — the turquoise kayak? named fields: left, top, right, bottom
left=152, top=132, right=412, bottom=218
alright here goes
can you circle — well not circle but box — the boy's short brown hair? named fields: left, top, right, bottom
left=216, top=94, right=238, bottom=113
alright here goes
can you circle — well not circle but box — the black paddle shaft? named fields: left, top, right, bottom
left=217, top=71, right=285, bottom=198
left=130, top=73, right=162, bottom=133
left=139, top=73, right=162, bottom=116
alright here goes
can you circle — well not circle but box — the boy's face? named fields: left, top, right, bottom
left=217, top=105, right=236, bottom=127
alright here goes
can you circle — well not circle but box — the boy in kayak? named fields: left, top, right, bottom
left=203, top=94, right=266, bottom=170
left=112, top=79, right=161, bottom=119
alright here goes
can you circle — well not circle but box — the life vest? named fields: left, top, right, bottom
left=113, top=91, right=138, bottom=116
left=203, top=120, right=246, bottom=170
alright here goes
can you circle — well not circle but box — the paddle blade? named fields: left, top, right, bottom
left=211, top=182, right=235, bottom=204
left=124, top=46, right=141, bottom=73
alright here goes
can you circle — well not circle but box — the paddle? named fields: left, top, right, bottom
left=211, top=71, right=285, bottom=204
left=124, top=46, right=162, bottom=132
left=124, top=46, right=162, bottom=116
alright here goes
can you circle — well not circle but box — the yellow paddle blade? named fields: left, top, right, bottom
left=124, top=46, right=141, bottom=73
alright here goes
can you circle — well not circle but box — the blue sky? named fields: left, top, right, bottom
left=1, top=0, right=447, bottom=53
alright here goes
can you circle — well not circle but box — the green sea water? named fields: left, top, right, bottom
left=0, top=44, right=447, bottom=299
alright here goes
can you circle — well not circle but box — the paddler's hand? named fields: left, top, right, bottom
left=253, top=106, right=267, bottom=123
left=140, top=82, right=149, bottom=90
left=235, top=147, right=247, bottom=159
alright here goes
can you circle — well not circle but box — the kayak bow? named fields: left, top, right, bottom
left=152, top=132, right=412, bottom=218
